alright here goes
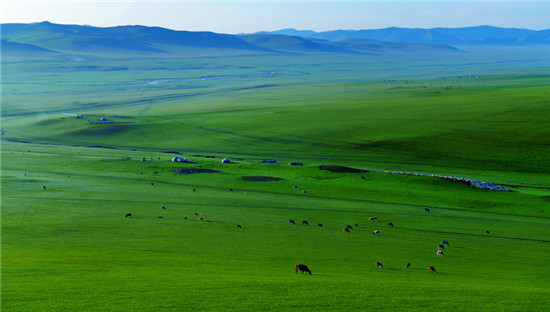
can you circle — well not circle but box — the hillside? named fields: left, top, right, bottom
left=1, top=22, right=466, bottom=59
left=1, top=21, right=277, bottom=57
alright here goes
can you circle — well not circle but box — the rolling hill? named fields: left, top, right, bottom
left=1, top=21, right=466, bottom=58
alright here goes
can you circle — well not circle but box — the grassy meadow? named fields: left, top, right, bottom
left=2, top=48, right=550, bottom=311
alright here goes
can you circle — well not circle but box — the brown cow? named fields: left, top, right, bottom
left=295, top=264, right=312, bottom=275
left=428, top=266, right=436, bottom=273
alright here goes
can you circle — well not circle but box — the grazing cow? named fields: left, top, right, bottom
left=424, top=208, right=430, bottom=212
left=372, top=230, right=380, bottom=235
left=437, top=250, right=444, bottom=256
left=289, top=220, right=296, bottom=224
left=318, top=223, right=323, bottom=228
left=150, top=183, right=154, bottom=186
left=199, top=217, right=204, bottom=221
left=161, top=205, right=166, bottom=210
left=486, top=230, right=490, bottom=234
left=192, top=188, right=196, bottom=192
left=369, top=217, right=374, bottom=221
left=373, top=216, right=378, bottom=221
left=229, top=188, right=233, bottom=192
left=194, top=213, right=199, bottom=216
left=438, top=244, right=445, bottom=250
left=294, top=185, right=298, bottom=188
left=295, top=264, right=312, bottom=275
left=158, top=216, right=163, bottom=219
left=302, top=190, right=307, bottom=194
left=200, top=212, right=203, bottom=216
left=428, top=266, right=436, bottom=273
left=42, top=185, right=47, bottom=190
left=184, top=217, right=188, bottom=220
left=343, top=227, right=350, bottom=233
left=406, top=262, right=411, bottom=269
left=237, top=224, right=242, bottom=229
left=346, top=225, right=353, bottom=230
left=361, top=176, right=366, bottom=180
left=376, top=262, right=383, bottom=268
left=388, top=222, right=394, bottom=227
left=354, top=224, right=359, bottom=228
left=442, top=240, right=449, bottom=246
left=302, top=221, right=309, bottom=226
left=125, top=213, right=132, bottom=218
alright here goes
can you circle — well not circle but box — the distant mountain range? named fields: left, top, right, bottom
left=257, top=26, right=550, bottom=46
left=1, top=22, right=547, bottom=59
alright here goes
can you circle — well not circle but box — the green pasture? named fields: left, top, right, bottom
left=2, top=50, right=550, bottom=311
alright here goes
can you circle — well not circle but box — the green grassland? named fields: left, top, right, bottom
left=2, top=49, right=550, bottom=311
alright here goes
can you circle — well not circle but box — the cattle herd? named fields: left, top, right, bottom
left=115, top=173, right=454, bottom=276
left=288, top=213, right=452, bottom=275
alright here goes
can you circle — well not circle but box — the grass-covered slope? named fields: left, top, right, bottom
left=1, top=142, right=549, bottom=311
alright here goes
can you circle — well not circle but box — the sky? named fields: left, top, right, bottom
left=1, top=1, right=549, bottom=34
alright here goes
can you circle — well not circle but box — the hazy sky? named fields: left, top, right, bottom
left=1, top=1, right=549, bottom=33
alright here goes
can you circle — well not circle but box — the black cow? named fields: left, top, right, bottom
left=406, top=262, right=411, bottom=269
left=161, top=206, right=166, bottom=210
left=237, top=224, right=242, bottom=229
left=428, top=266, right=436, bottom=273
left=388, top=222, right=394, bottom=227
left=424, top=208, right=430, bottom=212
left=295, top=264, right=312, bottom=275
left=318, top=223, right=323, bottom=228
left=42, top=185, right=47, bottom=190
left=125, top=213, right=132, bottom=218
left=289, top=219, right=296, bottom=224
left=302, top=220, right=309, bottom=226
left=376, top=262, right=383, bottom=268
left=343, top=227, right=350, bottom=233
